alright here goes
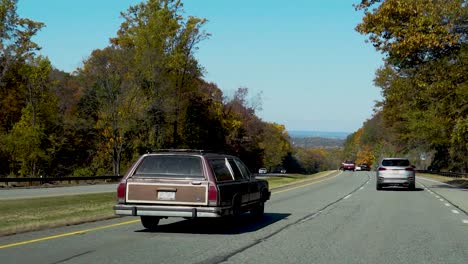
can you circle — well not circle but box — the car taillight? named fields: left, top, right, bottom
left=405, top=167, right=414, bottom=171
left=117, top=182, right=126, bottom=203
left=378, top=167, right=386, bottom=171
left=208, top=184, right=218, bottom=205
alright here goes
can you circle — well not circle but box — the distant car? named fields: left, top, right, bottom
left=376, top=158, right=415, bottom=190
left=258, top=168, right=268, bottom=174
left=342, top=160, right=355, bottom=171
left=280, top=169, right=286, bottom=174
left=359, top=163, right=371, bottom=171
left=355, top=165, right=362, bottom=171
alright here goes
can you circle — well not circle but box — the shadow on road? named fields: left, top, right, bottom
left=426, top=182, right=468, bottom=190
left=380, top=187, right=424, bottom=192
left=136, top=212, right=290, bottom=235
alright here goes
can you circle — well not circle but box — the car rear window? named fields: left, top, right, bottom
left=133, top=155, right=203, bottom=178
left=209, top=158, right=234, bottom=182
left=381, top=159, right=410, bottom=167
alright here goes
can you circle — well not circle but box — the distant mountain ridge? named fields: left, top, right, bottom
left=288, top=130, right=350, bottom=139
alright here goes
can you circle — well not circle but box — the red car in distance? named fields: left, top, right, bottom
left=341, top=160, right=356, bottom=171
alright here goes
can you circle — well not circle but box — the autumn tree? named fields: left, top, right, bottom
left=355, top=0, right=468, bottom=171
left=259, top=123, right=291, bottom=171
left=111, top=0, right=209, bottom=149
left=4, top=57, right=59, bottom=177
left=80, top=47, right=146, bottom=176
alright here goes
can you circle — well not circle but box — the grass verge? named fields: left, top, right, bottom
left=417, top=173, right=468, bottom=189
left=0, top=171, right=336, bottom=236
left=0, top=192, right=116, bottom=236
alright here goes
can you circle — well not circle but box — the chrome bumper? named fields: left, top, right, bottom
left=114, top=204, right=230, bottom=218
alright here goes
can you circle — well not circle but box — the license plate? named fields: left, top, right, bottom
left=157, top=191, right=175, bottom=200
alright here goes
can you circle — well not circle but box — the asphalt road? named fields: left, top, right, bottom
left=1, top=171, right=467, bottom=264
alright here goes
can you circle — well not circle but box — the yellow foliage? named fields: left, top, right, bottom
left=356, top=145, right=375, bottom=166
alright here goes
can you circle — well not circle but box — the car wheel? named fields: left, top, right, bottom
left=141, top=216, right=160, bottom=231
left=231, top=196, right=242, bottom=217
left=376, top=184, right=382, bottom=190
left=251, top=201, right=265, bottom=219
left=408, top=183, right=415, bottom=190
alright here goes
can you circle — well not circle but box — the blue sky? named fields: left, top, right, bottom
left=17, top=0, right=383, bottom=133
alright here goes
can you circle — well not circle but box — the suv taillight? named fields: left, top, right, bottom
left=378, top=167, right=386, bottom=171
left=208, top=184, right=218, bottom=206
left=117, top=182, right=126, bottom=203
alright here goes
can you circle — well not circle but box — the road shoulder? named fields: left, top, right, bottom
left=417, top=176, right=468, bottom=214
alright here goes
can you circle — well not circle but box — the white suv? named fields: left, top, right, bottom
left=376, top=158, right=415, bottom=190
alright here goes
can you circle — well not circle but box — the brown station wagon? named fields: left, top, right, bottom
left=114, top=150, right=271, bottom=230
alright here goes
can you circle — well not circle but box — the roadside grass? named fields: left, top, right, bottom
left=0, top=192, right=116, bottom=236
left=417, top=173, right=468, bottom=189
left=0, top=171, right=336, bottom=236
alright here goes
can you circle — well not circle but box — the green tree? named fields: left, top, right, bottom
left=259, top=123, right=291, bottom=171
left=4, top=57, right=58, bottom=177
left=81, top=47, right=146, bottom=176
left=355, top=0, right=468, bottom=171
left=111, top=0, right=209, bottom=149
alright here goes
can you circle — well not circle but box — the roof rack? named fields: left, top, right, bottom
left=150, top=149, right=214, bottom=155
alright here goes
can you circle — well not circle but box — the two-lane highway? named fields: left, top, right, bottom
left=1, top=171, right=467, bottom=264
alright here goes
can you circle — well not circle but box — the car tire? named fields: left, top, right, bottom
left=251, top=201, right=265, bottom=219
left=376, top=184, right=382, bottom=190
left=141, top=216, right=160, bottom=231
left=408, top=183, right=415, bottom=191
left=231, top=196, right=242, bottom=217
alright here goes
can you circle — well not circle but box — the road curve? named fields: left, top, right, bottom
left=0, top=171, right=467, bottom=264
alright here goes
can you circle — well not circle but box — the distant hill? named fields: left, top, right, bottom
left=288, top=130, right=350, bottom=139
left=290, top=136, right=344, bottom=148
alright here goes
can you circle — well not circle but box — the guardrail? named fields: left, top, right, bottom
left=416, top=170, right=467, bottom=178
left=0, top=176, right=122, bottom=186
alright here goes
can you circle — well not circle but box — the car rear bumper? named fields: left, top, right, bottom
left=114, top=204, right=231, bottom=218
left=377, top=177, right=415, bottom=185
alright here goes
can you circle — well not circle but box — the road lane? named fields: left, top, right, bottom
left=1, top=171, right=467, bottom=264
left=228, top=173, right=468, bottom=264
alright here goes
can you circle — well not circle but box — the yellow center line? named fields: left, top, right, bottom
left=1, top=171, right=343, bottom=249
left=0, top=219, right=140, bottom=249
left=272, top=171, right=343, bottom=194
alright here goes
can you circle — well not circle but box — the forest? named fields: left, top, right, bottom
left=344, top=0, right=467, bottom=172
left=0, top=0, right=294, bottom=177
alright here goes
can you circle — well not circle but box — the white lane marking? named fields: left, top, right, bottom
left=439, top=199, right=444, bottom=202
left=463, top=220, right=468, bottom=224
left=359, top=187, right=364, bottom=190
left=445, top=203, right=451, bottom=207
left=435, top=195, right=440, bottom=198
left=344, top=195, right=351, bottom=200
left=451, top=210, right=460, bottom=214
left=417, top=176, right=454, bottom=187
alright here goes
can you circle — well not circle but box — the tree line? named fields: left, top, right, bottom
left=0, top=0, right=293, bottom=177
left=344, top=0, right=467, bottom=172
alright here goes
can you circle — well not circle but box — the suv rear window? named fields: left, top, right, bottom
left=382, top=159, right=410, bottom=167
left=133, top=155, right=203, bottom=178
